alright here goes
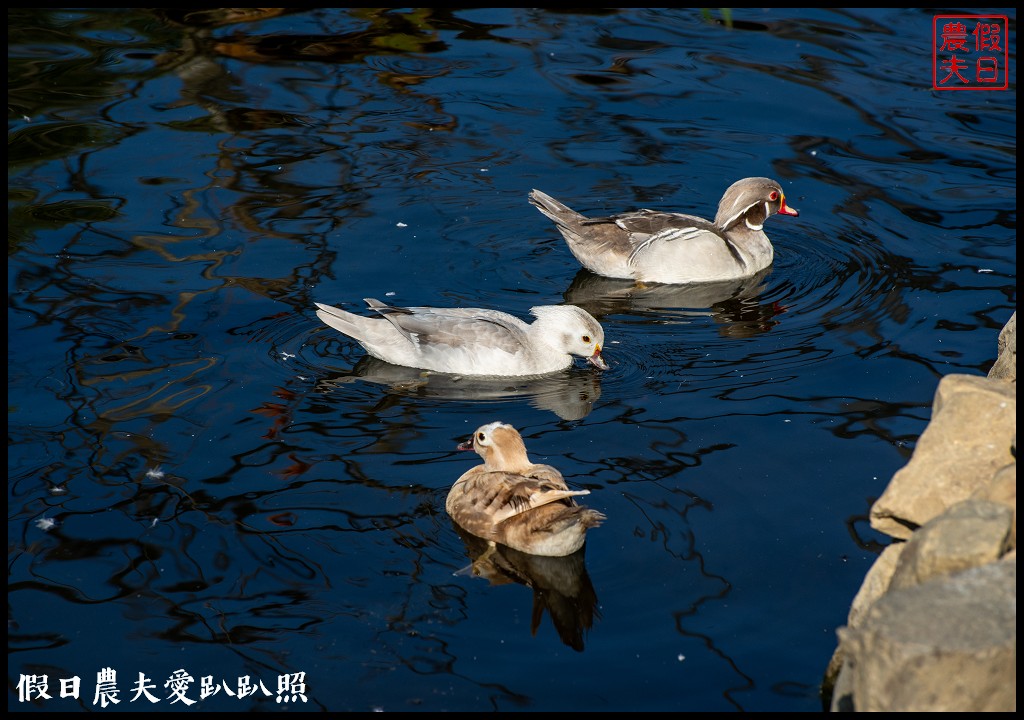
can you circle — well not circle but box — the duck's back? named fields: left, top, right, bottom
left=446, top=466, right=604, bottom=557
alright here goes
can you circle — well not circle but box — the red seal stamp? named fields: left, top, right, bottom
left=933, top=15, right=1009, bottom=90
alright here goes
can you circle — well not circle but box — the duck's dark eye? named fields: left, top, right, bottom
left=769, top=190, right=779, bottom=201
left=477, top=432, right=486, bottom=442
left=582, top=335, right=591, bottom=343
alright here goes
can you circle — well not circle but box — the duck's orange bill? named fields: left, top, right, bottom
left=779, top=195, right=799, bottom=217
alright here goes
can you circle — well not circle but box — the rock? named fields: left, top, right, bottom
left=972, top=460, right=1017, bottom=549
left=988, top=311, right=1016, bottom=384
left=870, top=374, right=1016, bottom=540
left=845, top=543, right=903, bottom=629
left=833, top=554, right=1016, bottom=711
left=825, top=312, right=1017, bottom=712
left=888, top=499, right=1013, bottom=590
left=821, top=543, right=903, bottom=704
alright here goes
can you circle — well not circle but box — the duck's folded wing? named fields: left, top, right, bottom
left=618, top=213, right=732, bottom=266
left=609, top=211, right=714, bottom=242
left=367, top=302, right=528, bottom=353
left=489, top=477, right=591, bottom=525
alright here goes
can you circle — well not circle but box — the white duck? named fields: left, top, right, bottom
left=529, top=177, right=799, bottom=284
left=315, top=299, right=607, bottom=377
left=446, top=421, right=605, bottom=557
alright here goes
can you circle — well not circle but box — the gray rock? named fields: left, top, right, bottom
left=826, top=312, right=1017, bottom=711
left=888, top=499, right=1013, bottom=590
left=822, top=543, right=903, bottom=705
left=973, top=460, right=1017, bottom=549
left=834, top=555, right=1016, bottom=711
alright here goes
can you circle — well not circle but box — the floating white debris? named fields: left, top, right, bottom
left=978, top=268, right=994, bottom=273
left=35, top=517, right=58, bottom=531
left=480, top=168, right=488, bottom=172
left=280, top=351, right=295, bottom=360
left=145, top=466, right=166, bottom=480
left=396, top=222, right=408, bottom=228
left=385, top=291, right=396, bottom=296
left=49, top=484, right=68, bottom=496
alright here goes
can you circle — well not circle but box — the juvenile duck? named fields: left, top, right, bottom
left=529, top=177, right=799, bottom=284
left=315, top=299, right=607, bottom=377
left=446, top=422, right=605, bottom=557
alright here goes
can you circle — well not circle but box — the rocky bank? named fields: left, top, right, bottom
left=822, top=311, right=1016, bottom=711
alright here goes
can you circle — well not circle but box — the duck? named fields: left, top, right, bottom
left=446, top=421, right=605, bottom=557
left=315, top=299, right=608, bottom=377
left=529, top=177, right=799, bottom=284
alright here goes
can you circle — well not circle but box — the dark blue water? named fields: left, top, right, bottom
left=8, top=8, right=1015, bottom=712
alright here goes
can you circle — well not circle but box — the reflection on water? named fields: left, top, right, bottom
left=8, top=6, right=1015, bottom=713
left=451, top=522, right=600, bottom=653
left=563, top=267, right=783, bottom=337
left=317, top=356, right=602, bottom=421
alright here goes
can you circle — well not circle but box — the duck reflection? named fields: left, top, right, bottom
left=452, top=522, right=600, bottom=652
left=317, top=356, right=602, bottom=421
left=563, top=267, right=783, bottom=338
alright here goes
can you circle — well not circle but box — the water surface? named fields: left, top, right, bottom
left=8, top=7, right=1016, bottom=712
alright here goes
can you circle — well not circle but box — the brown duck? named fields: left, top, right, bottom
left=446, top=422, right=605, bottom=557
